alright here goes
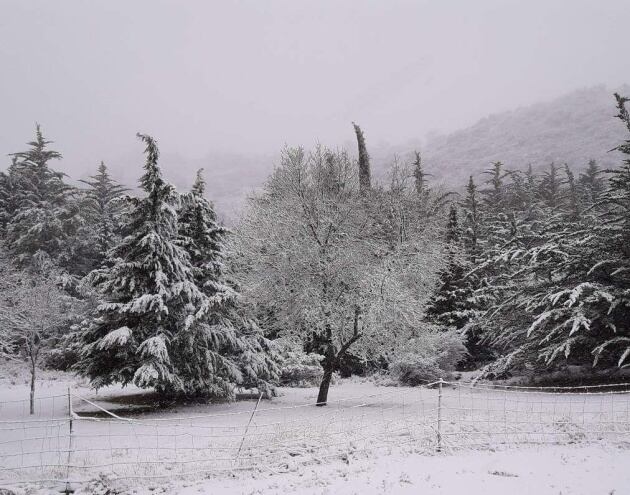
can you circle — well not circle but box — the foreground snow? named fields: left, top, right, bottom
left=139, top=444, right=630, bottom=495
left=1, top=362, right=630, bottom=494
left=21, top=444, right=627, bottom=495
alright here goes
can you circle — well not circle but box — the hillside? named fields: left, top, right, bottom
left=417, top=85, right=630, bottom=185
left=96, top=85, right=630, bottom=218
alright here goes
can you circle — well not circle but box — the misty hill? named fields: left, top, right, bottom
left=86, top=85, right=630, bottom=219
left=193, top=85, right=630, bottom=217
left=415, top=85, right=630, bottom=186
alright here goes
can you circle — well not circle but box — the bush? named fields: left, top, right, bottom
left=389, top=328, right=467, bottom=386
left=276, top=339, right=324, bottom=387
left=390, top=355, right=444, bottom=386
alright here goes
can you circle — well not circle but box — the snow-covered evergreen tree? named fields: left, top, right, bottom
left=579, top=159, right=605, bottom=205
left=0, top=157, right=21, bottom=235
left=539, top=162, right=562, bottom=209
left=72, top=162, right=129, bottom=274
left=412, top=151, right=430, bottom=200
left=474, top=94, right=630, bottom=377
left=177, top=169, right=277, bottom=394
left=5, top=125, right=79, bottom=268
left=425, top=205, right=471, bottom=329
left=76, top=135, right=276, bottom=397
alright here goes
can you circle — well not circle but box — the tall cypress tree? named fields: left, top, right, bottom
left=352, top=122, right=371, bottom=193
left=412, top=150, right=429, bottom=199
left=462, top=175, right=482, bottom=259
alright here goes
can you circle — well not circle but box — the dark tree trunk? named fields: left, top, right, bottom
left=316, top=339, right=338, bottom=406
left=316, top=307, right=363, bottom=406
left=30, top=360, right=36, bottom=415
left=316, top=363, right=335, bottom=406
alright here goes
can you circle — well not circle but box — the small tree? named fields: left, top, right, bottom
left=0, top=256, right=75, bottom=414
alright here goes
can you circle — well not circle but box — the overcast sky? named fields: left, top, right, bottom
left=1, top=0, right=629, bottom=177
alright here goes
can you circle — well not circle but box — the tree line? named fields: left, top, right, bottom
left=427, top=93, right=630, bottom=380
left=0, top=93, right=629, bottom=413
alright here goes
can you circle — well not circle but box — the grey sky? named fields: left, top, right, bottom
left=1, top=0, right=629, bottom=178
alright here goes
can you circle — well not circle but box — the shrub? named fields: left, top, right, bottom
left=389, top=328, right=467, bottom=386
left=390, top=355, right=444, bottom=386
left=276, top=339, right=325, bottom=387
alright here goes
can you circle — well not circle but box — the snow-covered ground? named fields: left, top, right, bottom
left=138, top=444, right=630, bottom=495
left=1, top=361, right=630, bottom=494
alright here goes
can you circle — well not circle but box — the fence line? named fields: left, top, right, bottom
left=1, top=379, right=630, bottom=489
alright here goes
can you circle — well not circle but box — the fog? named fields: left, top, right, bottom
left=1, top=0, right=629, bottom=191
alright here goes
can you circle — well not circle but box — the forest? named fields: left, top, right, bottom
left=1, top=93, right=629, bottom=412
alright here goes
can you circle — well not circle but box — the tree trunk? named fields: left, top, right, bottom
left=316, top=364, right=335, bottom=406
left=30, top=361, right=36, bottom=415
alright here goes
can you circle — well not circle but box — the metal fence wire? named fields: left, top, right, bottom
left=1, top=380, right=630, bottom=488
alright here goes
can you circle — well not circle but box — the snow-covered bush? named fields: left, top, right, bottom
left=390, top=355, right=444, bottom=386
left=389, top=329, right=466, bottom=386
left=275, top=339, right=324, bottom=387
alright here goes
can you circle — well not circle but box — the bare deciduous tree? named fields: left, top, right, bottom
left=235, top=146, right=445, bottom=405
left=0, top=257, right=74, bottom=414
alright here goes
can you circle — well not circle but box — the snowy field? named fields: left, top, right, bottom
left=1, top=362, right=630, bottom=494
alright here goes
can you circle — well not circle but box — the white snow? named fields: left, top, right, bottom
left=1, top=362, right=630, bottom=494
left=152, top=444, right=630, bottom=495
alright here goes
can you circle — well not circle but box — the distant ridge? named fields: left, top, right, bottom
left=417, top=85, right=630, bottom=185
left=104, top=85, right=630, bottom=218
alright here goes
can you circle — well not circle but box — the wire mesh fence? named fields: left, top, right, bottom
left=1, top=381, right=630, bottom=489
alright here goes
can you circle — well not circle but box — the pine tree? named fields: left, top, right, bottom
left=480, top=161, right=515, bottom=252
left=5, top=125, right=78, bottom=267
left=563, top=164, right=581, bottom=221
left=424, top=176, right=494, bottom=367
left=579, top=159, right=604, bottom=205
left=76, top=137, right=276, bottom=397
left=412, top=150, right=429, bottom=199
left=177, top=169, right=278, bottom=393
left=177, top=169, right=226, bottom=289
left=481, top=162, right=507, bottom=211
left=425, top=205, right=472, bottom=330
left=74, top=162, right=129, bottom=273
left=0, top=157, right=21, bottom=235
left=476, top=94, right=630, bottom=377
left=539, top=162, right=561, bottom=208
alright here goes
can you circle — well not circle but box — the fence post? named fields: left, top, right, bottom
left=63, top=388, right=74, bottom=494
left=436, top=378, right=443, bottom=453
left=235, top=392, right=263, bottom=464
